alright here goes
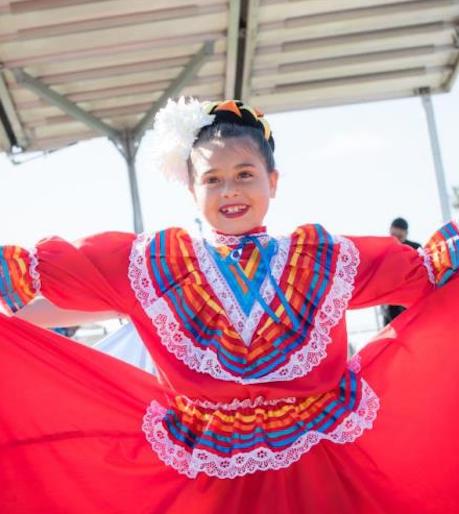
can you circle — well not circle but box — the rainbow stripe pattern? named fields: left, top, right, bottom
left=424, top=221, right=459, bottom=286
left=143, top=369, right=379, bottom=478
left=0, top=245, right=38, bottom=313
left=143, top=224, right=345, bottom=382
left=166, top=371, right=359, bottom=452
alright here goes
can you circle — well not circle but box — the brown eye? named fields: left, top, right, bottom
left=204, top=176, right=220, bottom=185
left=238, top=171, right=253, bottom=180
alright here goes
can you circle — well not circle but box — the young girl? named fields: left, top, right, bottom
left=1, top=98, right=459, bottom=514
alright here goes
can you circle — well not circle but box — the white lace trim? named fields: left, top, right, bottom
left=28, top=247, right=41, bottom=294
left=142, top=378, right=380, bottom=479
left=191, top=236, right=291, bottom=345
left=347, top=353, right=362, bottom=373
left=182, top=395, right=297, bottom=410
left=128, top=233, right=359, bottom=384
left=128, top=233, right=248, bottom=383
left=417, top=248, right=436, bottom=285
left=249, top=235, right=359, bottom=382
left=210, top=231, right=271, bottom=247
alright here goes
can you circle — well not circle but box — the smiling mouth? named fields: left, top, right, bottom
left=219, top=204, right=250, bottom=218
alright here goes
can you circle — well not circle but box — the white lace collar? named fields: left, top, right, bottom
left=207, top=227, right=270, bottom=247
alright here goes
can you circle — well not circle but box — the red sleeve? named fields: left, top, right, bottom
left=35, top=231, right=136, bottom=315
left=347, top=235, right=434, bottom=309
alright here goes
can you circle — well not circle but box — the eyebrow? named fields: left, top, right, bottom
left=201, top=163, right=257, bottom=176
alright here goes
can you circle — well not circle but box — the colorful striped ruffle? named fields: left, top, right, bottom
left=128, top=226, right=359, bottom=384
left=0, top=246, right=40, bottom=314
left=423, top=221, right=459, bottom=286
left=142, top=369, right=379, bottom=479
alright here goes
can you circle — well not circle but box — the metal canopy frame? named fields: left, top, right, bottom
left=1, top=0, right=458, bottom=227
left=10, top=40, right=215, bottom=232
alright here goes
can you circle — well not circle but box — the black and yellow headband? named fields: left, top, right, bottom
left=203, top=100, right=275, bottom=151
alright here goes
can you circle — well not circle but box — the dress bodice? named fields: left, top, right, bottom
left=128, top=224, right=358, bottom=402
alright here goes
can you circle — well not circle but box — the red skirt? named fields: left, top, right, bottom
left=1, top=277, right=459, bottom=514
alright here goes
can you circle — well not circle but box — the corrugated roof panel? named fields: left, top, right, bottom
left=0, top=0, right=458, bottom=154
left=247, top=0, right=459, bottom=111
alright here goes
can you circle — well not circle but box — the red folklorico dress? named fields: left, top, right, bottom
left=1, top=222, right=459, bottom=514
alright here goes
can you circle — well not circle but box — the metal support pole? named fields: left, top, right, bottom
left=13, top=48, right=217, bottom=233
left=420, top=89, right=452, bottom=222
left=122, top=133, right=144, bottom=234
left=13, top=67, right=144, bottom=232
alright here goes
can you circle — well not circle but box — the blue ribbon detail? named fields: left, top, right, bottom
left=206, top=234, right=301, bottom=332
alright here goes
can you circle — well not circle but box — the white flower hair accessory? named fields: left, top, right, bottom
left=151, top=97, right=215, bottom=185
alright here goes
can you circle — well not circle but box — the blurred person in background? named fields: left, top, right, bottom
left=381, top=217, right=421, bottom=325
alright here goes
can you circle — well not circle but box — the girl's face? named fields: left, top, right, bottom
left=189, top=138, right=278, bottom=235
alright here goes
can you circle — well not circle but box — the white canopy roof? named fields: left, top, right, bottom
left=0, top=0, right=458, bottom=154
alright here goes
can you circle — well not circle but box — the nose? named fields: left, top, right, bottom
left=221, top=180, right=239, bottom=198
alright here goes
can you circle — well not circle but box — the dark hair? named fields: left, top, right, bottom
left=189, top=122, right=276, bottom=177
left=391, top=217, right=408, bottom=230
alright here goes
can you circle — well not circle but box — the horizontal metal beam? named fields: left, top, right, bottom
left=132, top=40, right=214, bottom=145
left=7, top=4, right=225, bottom=43
left=272, top=44, right=453, bottom=75
left=258, top=65, right=449, bottom=94
left=9, top=0, right=115, bottom=15
left=49, top=74, right=222, bottom=105
left=12, top=68, right=121, bottom=142
left=274, top=21, right=456, bottom=55
left=251, top=46, right=454, bottom=90
left=267, top=0, right=459, bottom=32
left=34, top=55, right=197, bottom=85
left=3, top=32, right=223, bottom=70
left=252, top=66, right=447, bottom=112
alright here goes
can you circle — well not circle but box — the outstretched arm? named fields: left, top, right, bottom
left=14, top=297, right=121, bottom=328
left=0, top=231, right=136, bottom=318
left=346, top=221, right=459, bottom=309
